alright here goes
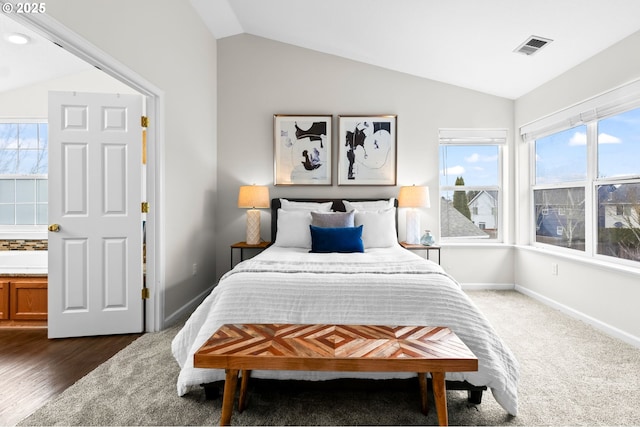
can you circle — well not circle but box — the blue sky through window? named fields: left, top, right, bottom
left=439, top=145, right=499, bottom=187
left=535, top=107, right=640, bottom=184
left=598, top=108, right=640, bottom=178
left=536, top=126, right=587, bottom=184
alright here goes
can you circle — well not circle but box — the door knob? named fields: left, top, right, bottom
left=48, top=224, right=60, bottom=232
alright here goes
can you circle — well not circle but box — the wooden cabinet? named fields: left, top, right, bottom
left=0, top=276, right=47, bottom=326
left=0, top=281, right=8, bottom=320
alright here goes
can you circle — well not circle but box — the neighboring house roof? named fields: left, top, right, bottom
left=440, top=198, right=489, bottom=238
left=468, top=190, right=497, bottom=206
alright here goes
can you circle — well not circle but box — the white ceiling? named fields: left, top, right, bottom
left=3, top=1, right=640, bottom=99
left=191, top=0, right=640, bottom=99
left=0, top=13, right=93, bottom=93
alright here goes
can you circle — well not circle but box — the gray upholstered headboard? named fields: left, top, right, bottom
left=270, top=198, right=398, bottom=242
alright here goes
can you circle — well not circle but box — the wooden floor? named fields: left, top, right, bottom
left=0, top=327, right=141, bottom=426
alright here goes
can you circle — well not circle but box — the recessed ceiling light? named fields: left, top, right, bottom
left=4, top=32, right=31, bottom=45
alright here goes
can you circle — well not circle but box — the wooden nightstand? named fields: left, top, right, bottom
left=399, top=241, right=441, bottom=265
left=230, top=241, right=271, bottom=268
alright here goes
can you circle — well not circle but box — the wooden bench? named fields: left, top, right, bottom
left=194, top=323, right=478, bottom=426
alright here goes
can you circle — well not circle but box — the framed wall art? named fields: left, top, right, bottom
left=274, top=114, right=332, bottom=185
left=338, top=115, right=397, bottom=185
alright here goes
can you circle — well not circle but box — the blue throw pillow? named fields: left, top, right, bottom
left=310, top=225, right=364, bottom=253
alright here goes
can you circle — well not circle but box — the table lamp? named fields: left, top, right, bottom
left=237, top=185, right=270, bottom=245
left=398, top=185, right=431, bottom=244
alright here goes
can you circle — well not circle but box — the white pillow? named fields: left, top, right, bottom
left=280, top=199, right=333, bottom=211
left=273, top=209, right=312, bottom=248
left=355, top=208, right=397, bottom=248
left=343, top=198, right=395, bottom=212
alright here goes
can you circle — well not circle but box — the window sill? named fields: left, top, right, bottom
left=516, top=244, right=640, bottom=278
left=440, top=242, right=513, bottom=248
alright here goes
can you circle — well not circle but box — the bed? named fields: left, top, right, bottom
left=171, top=198, right=519, bottom=416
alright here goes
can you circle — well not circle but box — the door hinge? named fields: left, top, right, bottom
left=141, top=288, right=150, bottom=299
left=141, top=202, right=149, bottom=213
left=141, top=116, right=149, bottom=128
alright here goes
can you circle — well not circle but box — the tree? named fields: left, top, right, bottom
left=453, top=176, right=471, bottom=219
left=466, top=190, right=480, bottom=203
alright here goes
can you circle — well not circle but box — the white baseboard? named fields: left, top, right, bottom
left=515, top=285, right=640, bottom=350
left=163, top=284, right=214, bottom=328
left=461, top=283, right=515, bottom=291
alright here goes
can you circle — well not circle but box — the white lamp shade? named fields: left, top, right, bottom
left=238, top=185, right=270, bottom=208
left=398, top=185, right=430, bottom=208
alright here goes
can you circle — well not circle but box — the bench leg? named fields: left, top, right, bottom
left=220, top=369, right=239, bottom=426
left=238, top=370, right=251, bottom=413
left=418, top=373, right=428, bottom=415
left=431, top=372, right=448, bottom=426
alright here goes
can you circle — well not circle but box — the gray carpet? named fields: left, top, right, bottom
left=18, top=290, right=640, bottom=426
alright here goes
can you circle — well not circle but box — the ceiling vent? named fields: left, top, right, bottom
left=514, top=36, right=553, bottom=56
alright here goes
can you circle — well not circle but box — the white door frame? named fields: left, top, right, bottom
left=10, top=12, right=165, bottom=332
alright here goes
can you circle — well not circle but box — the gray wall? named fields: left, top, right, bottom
left=217, top=34, right=515, bottom=282
left=46, top=0, right=219, bottom=325
left=514, top=30, right=640, bottom=343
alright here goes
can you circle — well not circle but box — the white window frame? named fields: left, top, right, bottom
left=0, top=118, right=48, bottom=239
left=439, top=128, right=507, bottom=243
left=522, top=79, right=640, bottom=267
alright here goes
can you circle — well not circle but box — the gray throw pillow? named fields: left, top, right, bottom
left=311, top=211, right=355, bottom=228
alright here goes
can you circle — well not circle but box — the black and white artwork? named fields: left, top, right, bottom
left=274, top=115, right=332, bottom=185
left=338, top=115, right=397, bottom=185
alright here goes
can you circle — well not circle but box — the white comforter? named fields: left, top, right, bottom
left=171, top=246, right=519, bottom=415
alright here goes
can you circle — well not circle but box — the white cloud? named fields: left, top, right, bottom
left=442, top=165, right=465, bottom=176
left=568, top=131, right=587, bottom=146
left=465, top=153, right=480, bottom=162
left=568, top=131, right=621, bottom=145
left=598, top=132, right=621, bottom=144
left=465, top=153, right=498, bottom=163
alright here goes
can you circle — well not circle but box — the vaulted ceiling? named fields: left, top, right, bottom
left=191, top=0, right=640, bottom=99
left=3, top=1, right=640, bottom=99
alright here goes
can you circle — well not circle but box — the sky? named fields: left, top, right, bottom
left=439, top=144, right=499, bottom=187
left=439, top=107, right=640, bottom=188
left=536, top=107, right=640, bottom=184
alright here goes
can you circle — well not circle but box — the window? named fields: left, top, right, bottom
left=0, top=122, right=48, bottom=227
left=534, top=126, right=586, bottom=250
left=439, top=129, right=506, bottom=242
left=598, top=109, right=640, bottom=179
left=534, top=188, right=585, bottom=251
left=535, top=126, right=587, bottom=184
left=596, top=108, right=640, bottom=261
left=528, top=105, right=640, bottom=264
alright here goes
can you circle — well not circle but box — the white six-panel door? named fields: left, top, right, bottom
left=48, top=91, right=144, bottom=338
